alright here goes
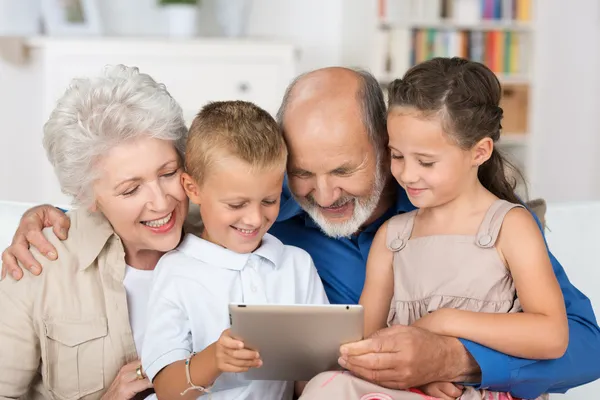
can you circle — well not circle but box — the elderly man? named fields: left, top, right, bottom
left=3, top=67, right=600, bottom=399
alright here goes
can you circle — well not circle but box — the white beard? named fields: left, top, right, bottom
left=294, top=164, right=387, bottom=238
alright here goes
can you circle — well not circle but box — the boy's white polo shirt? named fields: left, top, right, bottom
left=142, top=232, right=329, bottom=399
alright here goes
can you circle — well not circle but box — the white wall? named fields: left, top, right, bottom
left=529, top=0, right=600, bottom=202
left=340, top=0, right=378, bottom=69
left=0, top=0, right=354, bottom=205
left=0, top=58, right=46, bottom=205
left=97, top=0, right=346, bottom=73
left=3, top=0, right=600, bottom=202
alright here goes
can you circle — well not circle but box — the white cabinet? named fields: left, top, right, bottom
left=0, top=38, right=297, bottom=205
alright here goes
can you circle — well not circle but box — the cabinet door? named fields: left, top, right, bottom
left=42, top=52, right=293, bottom=125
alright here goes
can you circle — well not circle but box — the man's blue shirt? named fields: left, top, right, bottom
left=269, top=177, right=600, bottom=398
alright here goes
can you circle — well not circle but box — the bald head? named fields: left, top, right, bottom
left=277, top=66, right=387, bottom=155
left=283, top=67, right=362, bottom=111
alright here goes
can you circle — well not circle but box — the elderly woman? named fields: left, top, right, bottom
left=0, top=65, right=191, bottom=399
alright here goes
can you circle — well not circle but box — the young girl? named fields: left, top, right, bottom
left=299, top=58, right=567, bottom=400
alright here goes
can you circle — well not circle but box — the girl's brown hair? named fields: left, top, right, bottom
left=387, top=57, right=524, bottom=204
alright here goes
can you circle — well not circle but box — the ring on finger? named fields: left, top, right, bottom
left=136, top=365, right=145, bottom=380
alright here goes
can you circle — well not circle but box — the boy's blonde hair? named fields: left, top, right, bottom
left=185, top=101, right=287, bottom=184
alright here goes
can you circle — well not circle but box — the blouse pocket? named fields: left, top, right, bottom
left=42, top=317, right=108, bottom=400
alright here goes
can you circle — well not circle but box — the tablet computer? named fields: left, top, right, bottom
left=229, top=303, right=363, bottom=381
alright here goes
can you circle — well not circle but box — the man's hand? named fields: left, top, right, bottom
left=1, top=205, right=70, bottom=281
left=337, top=325, right=480, bottom=390
left=215, top=329, right=262, bottom=373
left=419, top=382, right=464, bottom=400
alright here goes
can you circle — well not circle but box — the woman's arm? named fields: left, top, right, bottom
left=414, top=207, right=568, bottom=360
left=359, top=221, right=395, bottom=338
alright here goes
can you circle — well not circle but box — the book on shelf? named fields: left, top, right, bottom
left=377, top=0, right=532, bottom=26
left=373, top=0, right=533, bottom=81
left=410, top=28, right=529, bottom=75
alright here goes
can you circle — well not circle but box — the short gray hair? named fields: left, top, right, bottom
left=43, top=65, right=188, bottom=206
left=276, top=68, right=388, bottom=162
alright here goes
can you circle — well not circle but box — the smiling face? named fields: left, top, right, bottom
left=183, top=154, right=285, bottom=254
left=91, top=137, right=189, bottom=264
left=387, top=109, right=477, bottom=209
left=283, top=71, right=387, bottom=238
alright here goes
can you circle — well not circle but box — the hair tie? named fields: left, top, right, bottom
left=496, top=106, right=504, bottom=118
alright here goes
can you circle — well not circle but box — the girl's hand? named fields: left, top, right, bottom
left=101, top=360, right=153, bottom=400
left=418, top=381, right=464, bottom=400
left=215, top=329, right=262, bottom=373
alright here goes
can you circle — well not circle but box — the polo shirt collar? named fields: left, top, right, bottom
left=177, top=232, right=284, bottom=270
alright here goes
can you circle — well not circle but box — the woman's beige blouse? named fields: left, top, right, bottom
left=0, top=209, right=138, bottom=400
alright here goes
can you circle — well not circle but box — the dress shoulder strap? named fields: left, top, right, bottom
left=475, top=199, right=525, bottom=248
left=385, top=210, right=417, bottom=252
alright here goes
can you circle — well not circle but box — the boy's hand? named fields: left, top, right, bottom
left=215, top=329, right=262, bottom=373
left=418, top=382, right=464, bottom=400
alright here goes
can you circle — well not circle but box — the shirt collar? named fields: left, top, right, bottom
left=71, top=208, right=118, bottom=271
left=177, top=232, right=284, bottom=270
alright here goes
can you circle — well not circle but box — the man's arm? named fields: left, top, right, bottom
left=461, top=250, right=600, bottom=398
left=1, top=205, right=70, bottom=280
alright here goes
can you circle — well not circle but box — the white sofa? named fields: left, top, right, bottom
left=0, top=200, right=599, bottom=397
left=544, top=202, right=600, bottom=399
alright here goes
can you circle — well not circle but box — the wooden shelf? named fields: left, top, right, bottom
left=497, top=75, right=531, bottom=84
left=499, top=133, right=528, bottom=146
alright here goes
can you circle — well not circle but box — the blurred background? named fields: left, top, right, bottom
left=0, top=1, right=599, bottom=397
left=0, top=0, right=599, bottom=206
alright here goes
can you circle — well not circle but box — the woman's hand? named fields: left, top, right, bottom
left=1, top=204, right=70, bottom=280
left=101, top=361, right=153, bottom=400
left=215, top=329, right=262, bottom=373
left=418, top=382, right=464, bottom=400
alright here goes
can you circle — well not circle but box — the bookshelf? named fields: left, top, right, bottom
left=373, top=0, right=534, bottom=196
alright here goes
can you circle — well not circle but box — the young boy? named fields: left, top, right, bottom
left=141, top=101, right=329, bottom=399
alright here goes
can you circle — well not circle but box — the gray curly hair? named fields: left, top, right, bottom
left=43, top=65, right=188, bottom=207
